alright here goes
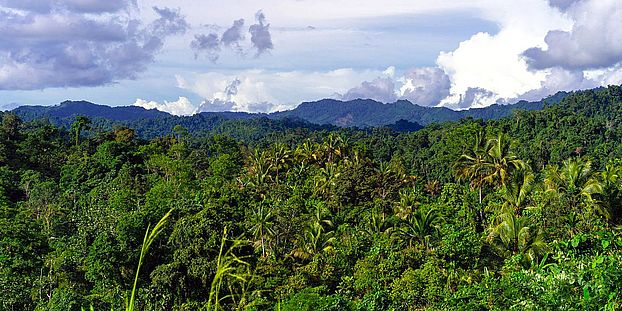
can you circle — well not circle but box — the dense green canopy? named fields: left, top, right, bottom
left=2, top=86, right=622, bottom=310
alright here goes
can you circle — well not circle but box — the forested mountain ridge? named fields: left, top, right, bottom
left=2, top=86, right=622, bottom=310
left=13, top=100, right=170, bottom=122
left=272, top=92, right=564, bottom=126
left=8, top=90, right=567, bottom=133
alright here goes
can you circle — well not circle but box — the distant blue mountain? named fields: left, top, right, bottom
left=12, top=100, right=170, bottom=122
left=272, top=92, right=567, bottom=127
left=10, top=91, right=568, bottom=131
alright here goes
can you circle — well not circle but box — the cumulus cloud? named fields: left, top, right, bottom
left=192, top=10, right=272, bottom=62
left=0, top=2, right=188, bottom=90
left=338, top=66, right=452, bottom=107
left=151, top=7, right=189, bottom=36
left=197, top=78, right=240, bottom=112
left=249, top=10, right=274, bottom=56
left=198, top=99, right=236, bottom=112
left=191, top=18, right=247, bottom=61
left=399, top=67, right=451, bottom=107
left=547, top=0, right=579, bottom=11
left=518, top=68, right=595, bottom=101
left=342, top=78, right=397, bottom=103
left=222, top=19, right=245, bottom=49
left=173, top=68, right=386, bottom=113
left=191, top=33, right=221, bottom=61
left=523, top=0, right=622, bottom=71
left=166, top=0, right=622, bottom=112
left=134, top=96, right=196, bottom=116
left=0, top=0, right=136, bottom=13
left=436, top=0, right=571, bottom=108
left=224, top=78, right=242, bottom=97
left=430, top=0, right=622, bottom=109
left=452, top=87, right=498, bottom=109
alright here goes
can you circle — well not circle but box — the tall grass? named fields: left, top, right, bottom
left=126, top=209, right=173, bottom=311
left=206, top=226, right=255, bottom=311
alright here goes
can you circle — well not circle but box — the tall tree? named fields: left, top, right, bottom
left=487, top=212, right=547, bottom=265
left=484, top=133, right=526, bottom=189
left=502, top=166, right=535, bottom=215
left=398, top=208, right=441, bottom=249
left=455, top=131, right=490, bottom=204
left=70, top=115, right=92, bottom=146
left=544, top=158, right=602, bottom=214
left=249, top=204, right=275, bottom=258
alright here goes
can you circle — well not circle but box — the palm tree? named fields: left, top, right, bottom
left=487, top=212, right=548, bottom=265
left=363, top=208, right=393, bottom=237
left=249, top=205, right=275, bottom=258
left=455, top=131, right=490, bottom=204
left=375, top=161, right=395, bottom=200
left=291, top=202, right=336, bottom=260
left=398, top=208, right=441, bottom=249
left=291, top=221, right=336, bottom=261
left=247, top=150, right=274, bottom=191
left=456, top=132, right=525, bottom=204
left=271, top=143, right=291, bottom=183
left=314, top=162, right=340, bottom=199
left=544, top=158, right=602, bottom=213
left=295, top=140, right=320, bottom=165
left=394, top=189, right=418, bottom=220
left=502, top=166, right=535, bottom=214
left=322, top=133, right=344, bottom=163
left=484, top=133, right=526, bottom=189
left=594, top=162, right=622, bottom=221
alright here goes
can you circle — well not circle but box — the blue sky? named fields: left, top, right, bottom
left=1, top=0, right=621, bottom=114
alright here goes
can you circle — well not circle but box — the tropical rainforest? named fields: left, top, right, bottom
left=2, top=86, right=622, bottom=310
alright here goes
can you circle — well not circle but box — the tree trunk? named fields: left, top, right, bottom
left=479, top=186, right=483, bottom=204
left=261, top=235, right=266, bottom=257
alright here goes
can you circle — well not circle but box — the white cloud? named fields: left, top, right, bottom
left=133, top=96, right=196, bottom=115
left=9, top=0, right=621, bottom=112
left=342, top=67, right=397, bottom=102
left=518, top=67, right=598, bottom=101
left=174, top=68, right=386, bottom=113
left=399, top=67, right=450, bottom=107
left=437, top=0, right=573, bottom=108
left=164, top=0, right=600, bottom=112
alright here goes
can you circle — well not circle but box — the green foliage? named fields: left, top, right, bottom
left=279, top=287, right=353, bottom=311
left=4, top=86, right=622, bottom=310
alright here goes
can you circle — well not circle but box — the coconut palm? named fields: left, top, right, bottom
left=291, top=221, right=336, bottom=261
left=314, top=162, right=340, bottom=198
left=322, top=133, right=345, bottom=163
left=291, top=202, right=336, bottom=260
left=295, top=140, right=320, bottom=165
left=594, top=162, right=622, bottom=221
left=502, top=165, right=535, bottom=214
left=456, top=132, right=525, bottom=204
left=375, top=161, right=395, bottom=200
left=247, top=150, right=274, bottom=190
left=249, top=205, right=275, bottom=258
left=455, top=131, right=490, bottom=204
left=544, top=158, right=602, bottom=213
left=487, top=212, right=548, bottom=265
left=398, top=208, right=441, bottom=249
left=484, top=133, right=526, bottom=189
left=271, top=143, right=291, bottom=183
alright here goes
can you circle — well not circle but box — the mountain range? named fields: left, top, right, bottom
left=8, top=91, right=569, bottom=136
